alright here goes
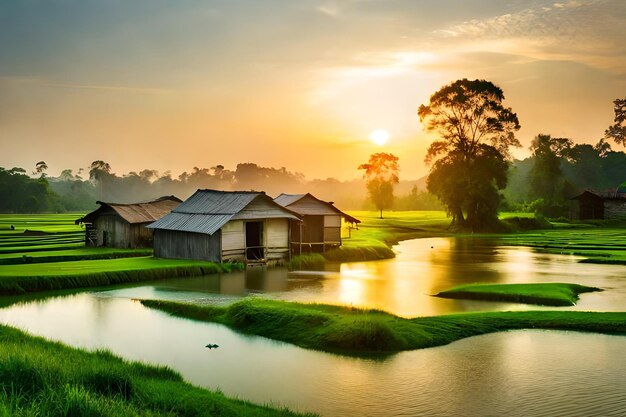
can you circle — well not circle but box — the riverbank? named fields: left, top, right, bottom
left=0, top=247, right=153, bottom=265
left=0, top=324, right=310, bottom=417
left=434, top=283, right=601, bottom=306
left=0, top=257, right=244, bottom=295
left=140, top=298, right=626, bottom=355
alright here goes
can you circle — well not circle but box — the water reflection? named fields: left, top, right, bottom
left=0, top=294, right=624, bottom=417
left=0, top=236, right=625, bottom=416
left=89, top=237, right=626, bottom=317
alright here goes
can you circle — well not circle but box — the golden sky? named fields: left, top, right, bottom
left=1, top=0, right=625, bottom=180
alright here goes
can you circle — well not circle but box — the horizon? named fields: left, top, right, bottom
left=1, top=0, right=625, bottom=180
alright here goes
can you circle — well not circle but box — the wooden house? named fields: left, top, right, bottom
left=147, top=189, right=300, bottom=264
left=571, top=189, right=626, bottom=220
left=274, top=193, right=360, bottom=254
left=76, top=196, right=181, bottom=248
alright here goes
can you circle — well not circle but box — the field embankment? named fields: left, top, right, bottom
left=0, top=324, right=310, bottom=417
left=0, top=257, right=243, bottom=295
left=141, top=298, right=626, bottom=355
left=434, top=283, right=601, bottom=306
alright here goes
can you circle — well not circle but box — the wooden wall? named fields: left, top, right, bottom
left=221, top=220, right=245, bottom=261
left=153, top=229, right=222, bottom=262
left=93, top=215, right=153, bottom=248
left=220, top=218, right=290, bottom=262
left=265, top=218, right=289, bottom=260
left=323, top=215, right=341, bottom=244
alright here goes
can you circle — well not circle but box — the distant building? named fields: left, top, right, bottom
left=274, top=193, right=360, bottom=254
left=76, top=196, right=181, bottom=248
left=147, top=190, right=300, bottom=264
left=570, top=187, right=626, bottom=221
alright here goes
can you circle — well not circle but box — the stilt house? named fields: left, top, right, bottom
left=76, top=196, right=181, bottom=248
left=147, top=189, right=300, bottom=264
left=274, top=193, right=360, bottom=254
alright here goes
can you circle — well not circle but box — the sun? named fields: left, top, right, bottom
left=369, top=129, right=389, bottom=146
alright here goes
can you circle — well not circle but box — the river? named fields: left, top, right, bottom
left=0, top=237, right=625, bottom=416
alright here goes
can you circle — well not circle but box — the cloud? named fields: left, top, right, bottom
left=433, top=0, right=626, bottom=73
left=316, top=4, right=340, bottom=17
left=0, top=76, right=172, bottom=95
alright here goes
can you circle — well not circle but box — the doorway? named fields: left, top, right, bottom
left=245, top=221, right=264, bottom=260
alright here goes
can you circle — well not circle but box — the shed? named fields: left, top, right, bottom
left=147, top=189, right=300, bottom=264
left=76, top=196, right=181, bottom=248
left=570, top=189, right=626, bottom=221
left=274, top=193, right=360, bottom=254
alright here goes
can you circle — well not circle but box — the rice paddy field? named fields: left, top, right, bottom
left=0, top=214, right=243, bottom=295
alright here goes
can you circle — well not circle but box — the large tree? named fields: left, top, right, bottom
left=605, top=97, right=626, bottom=147
left=89, top=160, right=112, bottom=200
left=418, top=79, right=520, bottom=230
left=358, top=153, right=399, bottom=219
left=527, top=134, right=573, bottom=216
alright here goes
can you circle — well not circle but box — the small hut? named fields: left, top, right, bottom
left=274, top=193, right=360, bottom=254
left=147, top=190, right=300, bottom=264
left=570, top=188, right=626, bottom=221
left=570, top=191, right=604, bottom=220
left=76, top=196, right=181, bottom=248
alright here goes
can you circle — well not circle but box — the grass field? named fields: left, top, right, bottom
left=141, top=298, right=626, bottom=355
left=0, top=257, right=244, bottom=295
left=434, top=283, right=601, bottom=306
left=0, top=324, right=310, bottom=417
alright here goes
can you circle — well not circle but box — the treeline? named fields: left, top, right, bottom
left=503, top=137, right=626, bottom=217
left=0, top=161, right=441, bottom=213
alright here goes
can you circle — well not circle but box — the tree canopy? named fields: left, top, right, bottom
left=358, top=153, right=399, bottom=219
left=527, top=134, right=574, bottom=217
left=605, top=97, right=626, bottom=147
left=418, top=79, right=520, bottom=230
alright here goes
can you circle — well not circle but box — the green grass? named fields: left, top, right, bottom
left=434, top=283, right=601, bottom=306
left=0, top=257, right=244, bottom=295
left=287, top=254, right=326, bottom=270
left=141, top=298, right=626, bottom=355
left=0, top=324, right=311, bottom=417
left=0, top=213, right=84, bottom=234
left=0, top=247, right=153, bottom=265
left=336, top=211, right=560, bottom=262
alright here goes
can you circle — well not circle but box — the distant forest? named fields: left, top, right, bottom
left=1, top=142, right=625, bottom=215
left=0, top=162, right=437, bottom=213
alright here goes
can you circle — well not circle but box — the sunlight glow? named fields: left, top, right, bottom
left=369, top=129, right=390, bottom=146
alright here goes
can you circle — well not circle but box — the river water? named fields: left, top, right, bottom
left=0, top=238, right=625, bottom=416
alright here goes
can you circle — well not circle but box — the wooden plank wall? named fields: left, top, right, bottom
left=154, top=229, right=221, bottom=262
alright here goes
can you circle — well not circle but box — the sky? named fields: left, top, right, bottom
left=1, top=0, right=625, bottom=180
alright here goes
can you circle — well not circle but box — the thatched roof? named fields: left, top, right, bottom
left=77, top=196, right=182, bottom=225
left=147, top=189, right=300, bottom=235
left=274, top=193, right=360, bottom=224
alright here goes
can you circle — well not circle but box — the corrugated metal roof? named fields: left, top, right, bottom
left=173, top=189, right=260, bottom=214
left=274, top=194, right=305, bottom=207
left=78, top=196, right=181, bottom=224
left=147, top=212, right=234, bottom=235
left=274, top=193, right=361, bottom=224
left=148, top=189, right=300, bottom=235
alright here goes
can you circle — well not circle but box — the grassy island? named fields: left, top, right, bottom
left=141, top=298, right=626, bottom=355
left=434, top=282, right=601, bottom=306
left=0, top=325, right=310, bottom=417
